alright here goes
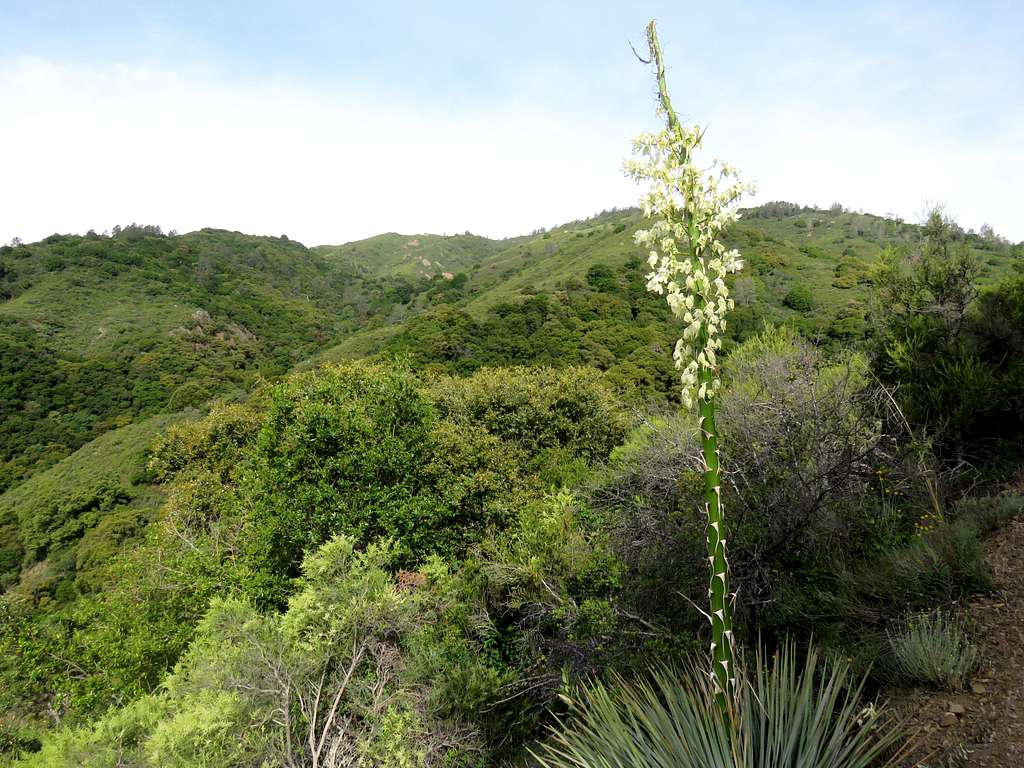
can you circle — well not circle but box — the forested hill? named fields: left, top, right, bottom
left=3, top=208, right=1019, bottom=494
left=308, top=203, right=1021, bottom=383
left=0, top=226, right=401, bottom=493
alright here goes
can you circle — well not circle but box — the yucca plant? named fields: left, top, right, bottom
left=531, top=644, right=903, bottom=768
left=625, top=20, right=753, bottom=711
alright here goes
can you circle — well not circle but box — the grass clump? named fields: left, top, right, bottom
left=953, top=492, right=1024, bottom=535
left=886, top=611, right=977, bottom=690
left=532, top=644, right=902, bottom=768
left=857, top=521, right=993, bottom=610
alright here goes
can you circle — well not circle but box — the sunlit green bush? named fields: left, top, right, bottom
left=13, top=536, right=492, bottom=768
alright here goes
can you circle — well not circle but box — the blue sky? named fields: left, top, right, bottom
left=2, top=1, right=1021, bottom=244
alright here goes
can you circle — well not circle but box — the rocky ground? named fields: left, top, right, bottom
left=898, top=513, right=1024, bottom=766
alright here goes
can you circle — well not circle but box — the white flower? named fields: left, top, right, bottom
left=626, top=116, right=754, bottom=409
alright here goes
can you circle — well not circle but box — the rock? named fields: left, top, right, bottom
left=949, top=702, right=967, bottom=715
left=940, top=712, right=959, bottom=727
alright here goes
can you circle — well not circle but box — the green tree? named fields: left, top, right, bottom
left=874, top=207, right=979, bottom=342
left=871, top=207, right=987, bottom=455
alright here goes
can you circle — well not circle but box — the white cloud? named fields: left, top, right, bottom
left=715, top=102, right=1024, bottom=240
left=0, top=57, right=641, bottom=246
left=1, top=57, right=1021, bottom=247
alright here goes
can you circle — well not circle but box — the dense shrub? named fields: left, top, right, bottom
left=0, top=360, right=629, bottom=743
left=474, top=491, right=633, bottom=742
left=593, top=328, right=914, bottom=641
left=0, top=515, right=217, bottom=740
left=12, top=537, right=495, bottom=768
left=853, top=521, right=993, bottom=612
left=783, top=284, right=815, bottom=312
left=376, top=260, right=684, bottom=401
left=229, top=362, right=629, bottom=602
left=952, top=493, right=1024, bottom=534
left=429, top=366, right=629, bottom=468
left=149, top=403, right=260, bottom=481
left=872, top=216, right=1024, bottom=463
left=141, top=363, right=534, bottom=606
left=241, top=362, right=442, bottom=586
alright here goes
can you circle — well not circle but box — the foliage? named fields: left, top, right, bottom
left=362, top=266, right=683, bottom=401
left=240, top=361, right=442, bottom=591
left=952, top=493, right=1024, bottom=535
left=0, top=413, right=177, bottom=593
left=230, top=361, right=624, bottom=604
left=872, top=211, right=1024, bottom=462
left=0, top=415, right=190, bottom=742
left=428, top=365, right=628, bottom=470
left=148, top=403, right=261, bottom=482
left=593, top=327, right=913, bottom=643
left=854, top=521, right=993, bottom=612
left=877, top=210, right=981, bottom=339
left=0, top=361, right=627, bottom=751
left=764, top=517, right=995, bottom=683
left=0, top=227, right=409, bottom=494
left=783, top=284, right=815, bottom=312
left=531, top=643, right=902, bottom=768
left=718, top=327, right=897, bottom=560
left=11, top=537, right=491, bottom=768
left=886, top=610, right=977, bottom=690
left=2, top=204, right=1020, bottom=763
left=313, top=231, right=506, bottom=282
left=472, top=491, right=633, bottom=743
left=0, top=536, right=210, bottom=746
left=2, top=202, right=1013, bottom=490
left=310, top=203, right=1014, bottom=396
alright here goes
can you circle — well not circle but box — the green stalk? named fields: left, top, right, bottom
left=645, top=20, right=735, bottom=714
left=698, top=347, right=733, bottom=713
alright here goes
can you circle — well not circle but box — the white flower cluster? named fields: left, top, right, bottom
left=625, top=124, right=754, bottom=410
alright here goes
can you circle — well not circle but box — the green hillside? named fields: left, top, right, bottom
left=3, top=204, right=1018, bottom=503
left=0, top=413, right=180, bottom=593
left=0, top=225, right=406, bottom=492
left=324, top=205, right=1016, bottom=314
left=305, top=204, right=1021, bottom=386
left=313, top=231, right=513, bottom=280
left=0, top=413, right=199, bottom=749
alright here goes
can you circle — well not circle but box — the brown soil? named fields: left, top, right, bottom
left=897, top=514, right=1024, bottom=766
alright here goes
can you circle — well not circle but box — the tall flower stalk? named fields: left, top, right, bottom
left=625, top=20, right=754, bottom=713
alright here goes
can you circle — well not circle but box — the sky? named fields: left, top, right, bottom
left=1, top=1, right=1021, bottom=246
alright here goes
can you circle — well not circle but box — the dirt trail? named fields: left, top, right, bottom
left=900, top=514, right=1024, bottom=766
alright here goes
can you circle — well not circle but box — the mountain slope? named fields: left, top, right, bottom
left=2, top=204, right=1019, bottom=577
left=305, top=204, right=1022, bottom=374
left=4, top=208, right=1017, bottom=494
left=313, top=231, right=514, bottom=280
left=0, top=413, right=179, bottom=593
left=0, top=226, right=402, bottom=492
